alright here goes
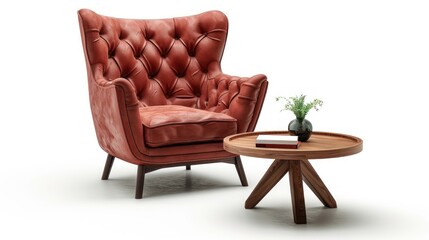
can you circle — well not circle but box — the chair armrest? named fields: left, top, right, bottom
left=89, top=77, right=145, bottom=164
left=209, top=73, right=268, bottom=133
left=94, top=77, right=139, bottom=106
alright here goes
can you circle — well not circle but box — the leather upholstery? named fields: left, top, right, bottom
left=78, top=9, right=268, bottom=166
left=140, top=105, right=237, bottom=147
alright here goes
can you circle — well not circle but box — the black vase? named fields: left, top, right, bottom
left=288, top=118, right=313, bottom=142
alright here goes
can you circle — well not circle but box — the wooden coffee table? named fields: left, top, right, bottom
left=223, top=131, right=363, bottom=224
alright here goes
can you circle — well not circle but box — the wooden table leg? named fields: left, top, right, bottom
left=245, top=159, right=336, bottom=224
left=245, top=160, right=290, bottom=209
left=289, top=160, right=306, bottom=224
left=301, top=160, right=337, bottom=208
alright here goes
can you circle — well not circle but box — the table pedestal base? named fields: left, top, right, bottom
left=245, top=159, right=337, bottom=224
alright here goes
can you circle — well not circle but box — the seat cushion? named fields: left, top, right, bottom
left=139, top=105, right=237, bottom=147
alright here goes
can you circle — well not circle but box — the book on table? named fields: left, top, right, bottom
left=255, top=135, right=300, bottom=149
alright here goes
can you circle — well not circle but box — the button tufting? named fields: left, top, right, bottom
left=144, top=31, right=152, bottom=41
left=177, top=72, right=185, bottom=78
left=188, top=50, right=195, bottom=57
left=159, top=49, right=168, bottom=58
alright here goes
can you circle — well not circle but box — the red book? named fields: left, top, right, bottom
left=255, top=135, right=300, bottom=149
left=255, top=142, right=301, bottom=149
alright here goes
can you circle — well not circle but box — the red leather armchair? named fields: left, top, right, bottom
left=78, top=9, right=268, bottom=198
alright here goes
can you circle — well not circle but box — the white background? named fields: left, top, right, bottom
left=1, top=1, right=428, bottom=239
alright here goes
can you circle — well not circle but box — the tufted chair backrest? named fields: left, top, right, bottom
left=78, top=9, right=230, bottom=109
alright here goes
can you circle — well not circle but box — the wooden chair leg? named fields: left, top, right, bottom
left=101, top=154, right=115, bottom=180
left=135, top=165, right=146, bottom=199
left=234, top=156, right=248, bottom=186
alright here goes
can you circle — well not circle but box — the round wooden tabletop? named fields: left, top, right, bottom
left=224, top=131, right=363, bottom=160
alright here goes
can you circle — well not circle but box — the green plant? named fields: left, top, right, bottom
left=275, top=94, right=323, bottom=119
